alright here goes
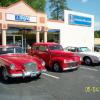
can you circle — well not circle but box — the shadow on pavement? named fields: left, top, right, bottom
left=0, top=76, right=41, bottom=85
left=81, top=63, right=100, bottom=67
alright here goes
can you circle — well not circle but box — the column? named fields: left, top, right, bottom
left=2, top=29, right=6, bottom=45
left=36, top=31, right=40, bottom=43
left=44, top=31, right=47, bottom=42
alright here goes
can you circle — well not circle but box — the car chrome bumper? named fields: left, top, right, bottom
left=9, top=71, right=41, bottom=78
left=63, top=66, right=79, bottom=71
left=41, top=69, right=46, bottom=73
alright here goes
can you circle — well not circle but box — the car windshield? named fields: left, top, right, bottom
left=78, top=47, right=90, bottom=52
left=49, top=45, right=63, bottom=50
left=0, top=46, right=25, bottom=55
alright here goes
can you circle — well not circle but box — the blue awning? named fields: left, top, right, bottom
left=48, top=29, right=60, bottom=33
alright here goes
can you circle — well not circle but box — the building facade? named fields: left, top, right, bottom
left=48, top=10, right=94, bottom=50
left=0, top=1, right=48, bottom=48
left=0, top=1, right=94, bottom=50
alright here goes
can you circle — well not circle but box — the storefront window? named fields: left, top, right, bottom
left=6, top=36, right=14, bottom=45
left=40, top=32, right=44, bottom=42
left=7, top=27, right=20, bottom=34
left=0, top=29, right=2, bottom=45
left=48, top=29, right=60, bottom=43
left=0, top=29, right=1, bottom=34
left=6, top=27, right=36, bottom=52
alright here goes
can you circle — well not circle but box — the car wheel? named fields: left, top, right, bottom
left=53, top=62, right=62, bottom=72
left=84, top=57, right=92, bottom=65
left=2, top=68, right=9, bottom=81
left=35, top=73, right=41, bottom=79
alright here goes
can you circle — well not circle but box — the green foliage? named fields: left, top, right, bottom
left=0, top=0, right=46, bottom=12
left=94, top=30, right=100, bottom=38
left=49, top=0, right=69, bottom=20
left=25, top=0, right=46, bottom=12
left=0, top=0, right=18, bottom=7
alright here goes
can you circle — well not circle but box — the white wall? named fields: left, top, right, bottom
left=61, top=10, right=94, bottom=51
left=47, top=10, right=94, bottom=51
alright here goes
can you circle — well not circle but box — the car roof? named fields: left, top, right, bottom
left=33, top=42, right=59, bottom=46
left=0, top=45, right=20, bottom=48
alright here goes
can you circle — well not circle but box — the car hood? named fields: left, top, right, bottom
left=50, top=50, right=74, bottom=57
left=81, top=51, right=100, bottom=57
left=1, top=54, right=38, bottom=66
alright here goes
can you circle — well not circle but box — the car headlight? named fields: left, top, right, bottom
left=10, top=64, right=15, bottom=70
left=40, top=59, right=45, bottom=66
left=42, top=61, right=45, bottom=66
left=64, top=59, right=67, bottom=63
left=80, top=57, right=82, bottom=61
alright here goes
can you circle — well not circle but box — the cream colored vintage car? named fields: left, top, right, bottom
left=64, top=47, right=100, bottom=65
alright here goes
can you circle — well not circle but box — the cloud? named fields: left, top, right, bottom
left=94, top=22, right=100, bottom=30
left=81, top=0, right=88, bottom=3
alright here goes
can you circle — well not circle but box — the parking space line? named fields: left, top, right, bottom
left=42, top=73, right=60, bottom=79
left=80, top=67, right=98, bottom=71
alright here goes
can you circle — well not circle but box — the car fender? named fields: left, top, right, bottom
left=83, top=55, right=99, bottom=63
left=0, top=57, right=12, bottom=69
left=49, top=57, right=65, bottom=67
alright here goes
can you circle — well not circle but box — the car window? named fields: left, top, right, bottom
left=15, top=47, right=25, bottom=53
left=0, top=47, right=25, bottom=54
left=0, top=48, right=8, bottom=54
left=78, top=47, right=90, bottom=52
left=39, top=46, right=47, bottom=51
left=49, top=45, right=63, bottom=50
left=70, top=47, right=77, bottom=52
left=32, top=46, right=39, bottom=50
left=64, top=47, right=71, bottom=51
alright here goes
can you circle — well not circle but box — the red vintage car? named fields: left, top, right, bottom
left=0, top=45, right=46, bottom=81
left=28, top=42, right=81, bottom=72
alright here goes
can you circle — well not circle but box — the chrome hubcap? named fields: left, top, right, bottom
left=3, top=69, right=8, bottom=80
left=85, top=58, right=91, bottom=65
left=54, top=63, right=59, bottom=72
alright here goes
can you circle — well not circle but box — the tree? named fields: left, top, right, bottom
left=48, top=0, right=69, bottom=20
left=0, top=0, right=46, bottom=12
left=0, top=0, right=18, bottom=7
left=25, top=0, right=46, bottom=12
left=94, top=30, right=100, bottom=38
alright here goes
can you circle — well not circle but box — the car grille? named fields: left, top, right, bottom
left=67, top=61, right=78, bottom=67
left=24, top=62, right=37, bottom=72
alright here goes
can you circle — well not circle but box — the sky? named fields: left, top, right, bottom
left=67, top=0, right=100, bottom=30
left=46, top=0, right=100, bottom=30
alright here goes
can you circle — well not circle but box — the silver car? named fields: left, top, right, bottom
left=64, top=47, right=100, bottom=65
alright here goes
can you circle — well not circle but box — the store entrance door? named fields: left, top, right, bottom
left=7, top=35, right=23, bottom=47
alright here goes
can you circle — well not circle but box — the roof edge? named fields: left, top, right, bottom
left=48, top=20, right=64, bottom=23
left=0, top=0, right=46, bottom=14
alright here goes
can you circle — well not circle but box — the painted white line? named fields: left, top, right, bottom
left=80, top=67, right=98, bottom=71
left=42, top=73, right=60, bottom=79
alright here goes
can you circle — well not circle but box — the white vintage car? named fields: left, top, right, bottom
left=64, top=47, right=100, bottom=65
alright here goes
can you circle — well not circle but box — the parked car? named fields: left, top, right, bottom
left=64, top=46, right=100, bottom=65
left=0, top=45, right=46, bottom=81
left=94, top=45, right=100, bottom=52
left=28, top=42, right=81, bottom=72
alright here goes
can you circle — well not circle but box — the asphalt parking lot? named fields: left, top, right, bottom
left=0, top=65, right=100, bottom=100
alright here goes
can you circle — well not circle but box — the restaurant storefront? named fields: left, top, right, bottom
left=0, top=0, right=48, bottom=49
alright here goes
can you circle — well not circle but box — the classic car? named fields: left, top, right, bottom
left=64, top=46, right=100, bottom=65
left=0, top=45, right=46, bottom=81
left=28, top=42, right=81, bottom=72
